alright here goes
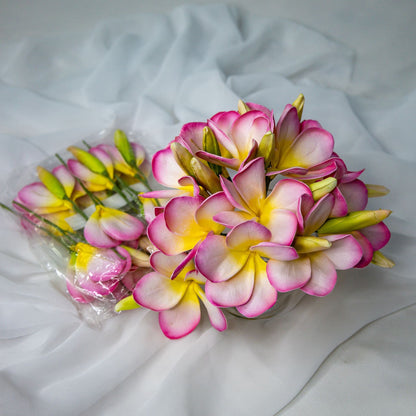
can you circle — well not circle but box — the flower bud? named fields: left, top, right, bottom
left=138, top=235, right=157, bottom=253
left=318, top=209, right=392, bottom=234
left=115, top=295, right=141, bottom=312
left=37, top=166, right=67, bottom=200
left=203, top=126, right=222, bottom=175
left=292, top=93, right=305, bottom=120
left=68, top=146, right=108, bottom=175
left=366, top=184, right=390, bottom=198
left=238, top=99, right=250, bottom=115
left=293, top=236, right=332, bottom=253
left=371, top=251, right=395, bottom=268
left=257, top=132, right=275, bottom=167
left=122, top=246, right=151, bottom=267
left=310, top=177, right=338, bottom=201
left=170, top=142, right=194, bottom=177
left=190, top=157, right=221, bottom=194
left=114, top=130, right=136, bottom=167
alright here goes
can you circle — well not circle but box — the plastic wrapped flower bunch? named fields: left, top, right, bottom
left=1, top=94, right=394, bottom=338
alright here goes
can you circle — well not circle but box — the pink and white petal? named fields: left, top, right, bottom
left=360, top=222, right=391, bottom=250
left=164, top=196, right=205, bottom=235
left=267, top=257, right=311, bottom=292
left=264, top=178, right=312, bottom=212
left=87, top=249, right=128, bottom=282
left=100, top=208, right=145, bottom=241
left=226, top=221, right=271, bottom=251
left=260, top=209, right=298, bottom=245
left=330, top=187, right=349, bottom=218
left=279, top=128, right=334, bottom=169
left=205, top=256, right=255, bottom=307
left=84, top=212, right=120, bottom=248
left=220, top=176, right=252, bottom=213
left=121, top=267, right=151, bottom=291
left=210, top=110, right=240, bottom=133
left=132, top=142, right=146, bottom=166
left=194, top=285, right=227, bottom=331
left=171, top=242, right=200, bottom=279
left=150, top=251, right=188, bottom=278
left=246, top=102, right=274, bottom=127
left=147, top=214, right=198, bottom=255
left=295, top=160, right=338, bottom=180
left=133, top=271, right=187, bottom=311
left=323, top=234, right=363, bottom=269
left=233, top=157, right=266, bottom=214
left=338, top=180, right=368, bottom=212
left=18, top=182, right=63, bottom=210
left=184, top=270, right=205, bottom=285
left=276, top=105, right=300, bottom=153
left=251, top=242, right=298, bottom=261
left=195, top=234, right=248, bottom=283
left=267, top=166, right=308, bottom=177
left=300, top=119, right=322, bottom=131
left=141, top=189, right=192, bottom=199
left=66, top=280, right=94, bottom=304
left=159, top=288, right=201, bottom=339
left=213, top=210, right=254, bottom=228
left=178, top=176, right=200, bottom=197
left=77, top=275, right=119, bottom=296
left=301, top=252, right=337, bottom=296
left=239, top=139, right=258, bottom=169
left=231, top=111, right=269, bottom=152
left=207, top=118, right=239, bottom=157
left=340, top=168, right=365, bottom=184
left=52, top=165, right=75, bottom=198
left=152, top=145, right=187, bottom=188
left=195, top=192, right=234, bottom=233
left=351, top=231, right=374, bottom=268
left=67, top=159, right=111, bottom=190
left=178, top=122, right=207, bottom=153
left=303, top=194, right=334, bottom=235
left=236, top=257, right=277, bottom=318
left=195, top=150, right=240, bottom=170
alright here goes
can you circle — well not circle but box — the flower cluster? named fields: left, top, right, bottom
left=1, top=95, right=394, bottom=339
left=2, top=131, right=155, bottom=311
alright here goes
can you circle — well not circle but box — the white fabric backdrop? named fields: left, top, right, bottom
left=0, top=4, right=415, bottom=415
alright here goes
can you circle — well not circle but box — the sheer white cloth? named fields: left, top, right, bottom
left=0, top=4, right=415, bottom=415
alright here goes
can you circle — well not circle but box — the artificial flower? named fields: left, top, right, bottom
left=133, top=251, right=227, bottom=339
left=84, top=205, right=145, bottom=248
left=197, top=221, right=297, bottom=317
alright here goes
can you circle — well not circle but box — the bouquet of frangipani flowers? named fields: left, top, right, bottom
left=1, top=94, right=394, bottom=338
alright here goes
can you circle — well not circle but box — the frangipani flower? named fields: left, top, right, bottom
left=95, top=141, right=150, bottom=178
left=144, top=143, right=201, bottom=199
left=196, top=221, right=297, bottom=317
left=67, top=146, right=115, bottom=192
left=267, top=102, right=336, bottom=180
left=133, top=251, right=227, bottom=339
left=84, top=205, right=145, bottom=248
left=67, top=243, right=132, bottom=302
left=198, top=108, right=274, bottom=169
left=267, top=234, right=363, bottom=295
left=16, top=165, right=83, bottom=215
left=148, top=192, right=233, bottom=258
left=266, top=194, right=363, bottom=295
left=215, top=157, right=310, bottom=243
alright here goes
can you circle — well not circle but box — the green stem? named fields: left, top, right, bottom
left=63, top=196, right=88, bottom=220
left=12, top=201, right=79, bottom=245
left=1, top=202, right=74, bottom=251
